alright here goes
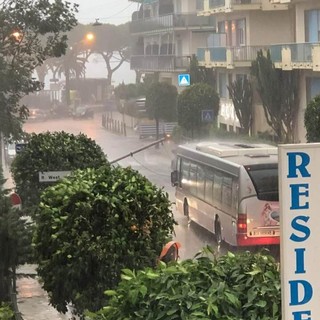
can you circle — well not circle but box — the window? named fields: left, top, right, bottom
left=236, top=19, right=246, bottom=46
left=197, top=165, right=205, bottom=200
left=218, top=73, right=228, bottom=98
left=222, top=175, right=233, bottom=210
left=306, top=77, right=320, bottom=103
left=204, top=167, right=215, bottom=204
left=305, top=9, right=320, bottom=42
left=181, top=159, right=190, bottom=190
left=189, top=163, right=198, bottom=196
left=213, top=172, right=223, bottom=205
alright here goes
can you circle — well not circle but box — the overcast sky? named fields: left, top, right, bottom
left=70, top=0, right=139, bottom=25
left=62, top=1, right=138, bottom=85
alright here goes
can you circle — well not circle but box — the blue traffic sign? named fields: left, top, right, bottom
left=15, top=143, right=27, bottom=153
left=178, top=74, right=190, bottom=87
left=201, top=110, right=214, bottom=122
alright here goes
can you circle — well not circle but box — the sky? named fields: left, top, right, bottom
left=66, top=0, right=139, bottom=85
left=71, top=0, right=139, bottom=26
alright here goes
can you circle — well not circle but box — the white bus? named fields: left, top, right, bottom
left=171, top=141, right=279, bottom=247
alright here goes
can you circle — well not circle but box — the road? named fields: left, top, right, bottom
left=9, top=113, right=219, bottom=320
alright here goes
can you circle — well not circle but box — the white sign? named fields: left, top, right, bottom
left=279, top=143, right=320, bottom=320
left=39, top=171, right=71, bottom=183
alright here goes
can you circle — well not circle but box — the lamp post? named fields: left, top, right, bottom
left=64, top=32, right=95, bottom=107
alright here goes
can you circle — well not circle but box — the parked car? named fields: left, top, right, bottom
left=27, top=108, right=48, bottom=121
left=72, top=106, right=94, bottom=119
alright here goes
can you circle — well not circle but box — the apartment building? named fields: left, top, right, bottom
left=128, top=0, right=215, bottom=90
left=197, top=0, right=320, bottom=142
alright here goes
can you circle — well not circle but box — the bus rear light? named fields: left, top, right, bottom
left=237, top=213, right=247, bottom=233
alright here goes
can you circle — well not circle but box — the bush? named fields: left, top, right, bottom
left=33, top=165, right=176, bottom=315
left=89, top=249, right=281, bottom=320
left=11, top=131, right=108, bottom=211
left=0, top=303, right=14, bottom=320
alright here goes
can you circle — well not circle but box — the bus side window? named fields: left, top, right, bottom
left=189, top=163, right=198, bottom=196
left=197, top=165, right=205, bottom=200
left=204, top=166, right=214, bottom=204
left=213, top=172, right=222, bottom=205
left=181, top=159, right=190, bottom=191
left=222, top=176, right=232, bottom=212
left=232, top=180, right=239, bottom=212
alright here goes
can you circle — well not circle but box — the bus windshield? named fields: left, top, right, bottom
left=245, top=164, right=279, bottom=201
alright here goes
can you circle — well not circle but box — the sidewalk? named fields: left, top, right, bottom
left=16, top=265, right=72, bottom=320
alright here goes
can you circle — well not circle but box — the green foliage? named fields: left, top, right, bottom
left=33, top=165, right=176, bottom=315
left=304, top=95, right=320, bottom=142
left=0, top=167, right=33, bottom=302
left=0, top=303, right=14, bottom=320
left=10, top=131, right=107, bottom=211
left=145, top=82, right=178, bottom=123
left=227, top=77, right=253, bottom=135
left=114, top=83, right=147, bottom=101
left=89, top=250, right=281, bottom=320
left=251, top=50, right=300, bottom=143
left=177, top=83, right=220, bottom=138
left=0, top=0, right=78, bottom=139
left=189, top=54, right=215, bottom=85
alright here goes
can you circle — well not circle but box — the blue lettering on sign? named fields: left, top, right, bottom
left=287, top=152, right=311, bottom=178
left=289, top=280, right=313, bottom=305
left=290, top=216, right=310, bottom=242
left=292, top=311, right=312, bottom=320
left=290, top=184, right=309, bottom=210
left=286, top=151, right=314, bottom=316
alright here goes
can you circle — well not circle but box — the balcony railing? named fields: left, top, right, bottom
left=197, top=42, right=320, bottom=71
left=197, top=45, right=268, bottom=65
left=130, top=55, right=190, bottom=71
left=270, top=43, right=314, bottom=63
left=205, top=0, right=262, bottom=10
left=130, top=13, right=215, bottom=34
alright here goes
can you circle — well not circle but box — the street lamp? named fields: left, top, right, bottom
left=64, top=32, right=95, bottom=107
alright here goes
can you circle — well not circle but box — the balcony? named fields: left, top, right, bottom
left=270, top=43, right=320, bottom=71
left=197, top=45, right=269, bottom=68
left=130, top=55, right=190, bottom=72
left=130, top=13, right=215, bottom=34
left=198, top=0, right=287, bottom=14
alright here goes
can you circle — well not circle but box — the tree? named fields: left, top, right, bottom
left=0, top=166, right=32, bottom=302
left=33, top=165, right=176, bottom=316
left=188, top=54, right=215, bottom=85
left=145, top=82, right=178, bottom=141
left=177, top=83, right=220, bottom=138
left=0, top=0, right=78, bottom=140
left=304, top=95, right=320, bottom=142
left=88, top=249, right=281, bottom=320
left=227, top=77, right=253, bottom=135
left=251, top=50, right=300, bottom=143
left=89, top=23, right=131, bottom=86
left=10, top=131, right=108, bottom=212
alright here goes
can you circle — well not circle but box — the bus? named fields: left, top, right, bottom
left=170, top=141, right=279, bottom=247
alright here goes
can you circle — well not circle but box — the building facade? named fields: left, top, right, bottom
left=129, top=0, right=215, bottom=90
left=129, top=0, right=320, bottom=142
left=197, top=0, right=320, bottom=142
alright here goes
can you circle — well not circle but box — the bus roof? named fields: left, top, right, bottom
left=177, top=141, right=278, bottom=174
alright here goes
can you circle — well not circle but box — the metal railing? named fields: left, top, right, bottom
left=130, top=13, right=215, bottom=34
left=130, top=55, right=190, bottom=71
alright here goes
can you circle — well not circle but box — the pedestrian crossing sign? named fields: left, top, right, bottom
left=201, top=110, right=214, bottom=122
left=178, top=74, right=190, bottom=87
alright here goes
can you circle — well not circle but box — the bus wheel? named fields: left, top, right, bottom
left=215, top=219, right=222, bottom=247
left=183, top=200, right=190, bottom=221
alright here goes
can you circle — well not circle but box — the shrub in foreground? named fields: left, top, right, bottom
left=89, top=249, right=281, bottom=320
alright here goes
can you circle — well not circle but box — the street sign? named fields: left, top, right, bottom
left=10, top=193, right=22, bottom=209
left=15, top=143, right=27, bottom=154
left=39, top=171, right=71, bottom=183
left=279, top=143, right=320, bottom=319
left=178, top=74, right=190, bottom=87
left=201, top=110, right=214, bottom=122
